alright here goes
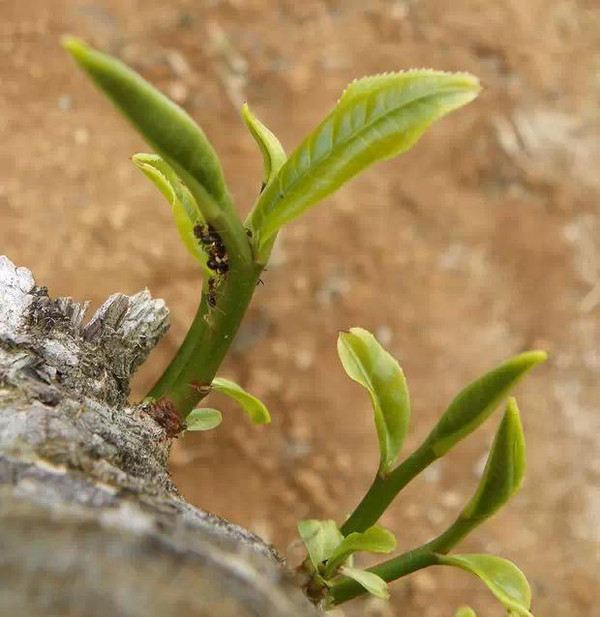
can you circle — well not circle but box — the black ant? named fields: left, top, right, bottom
left=194, top=223, right=229, bottom=274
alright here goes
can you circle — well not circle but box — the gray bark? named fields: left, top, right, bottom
left=0, top=256, right=316, bottom=617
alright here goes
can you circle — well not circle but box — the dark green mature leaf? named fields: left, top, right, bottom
left=337, top=328, right=410, bottom=473
left=336, top=567, right=389, bottom=600
left=324, top=526, right=396, bottom=577
left=424, top=351, right=546, bottom=457
left=242, top=103, right=286, bottom=188
left=63, top=37, right=232, bottom=221
left=185, top=408, right=223, bottom=431
left=132, top=153, right=207, bottom=267
left=247, top=70, right=480, bottom=260
left=211, top=377, right=271, bottom=424
left=298, top=520, right=344, bottom=570
left=438, top=554, right=533, bottom=616
left=461, top=398, right=526, bottom=520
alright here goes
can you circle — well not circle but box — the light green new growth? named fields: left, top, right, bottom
left=455, top=607, right=477, bottom=617
left=242, top=103, right=287, bottom=188
left=461, top=398, right=525, bottom=520
left=324, top=525, right=396, bottom=578
left=211, top=377, right=271, bottom=424
left=337, top=567, right=389, bottom=600
left=64, top=38, right=478, bottom=419
left=184, top=408, right=223, bottom=432
left=438, top=554, right=533, bottom=617
left=341, top=351, right=546, bottom=536
left=247, top=70, right=480, bottom=260
left=424, top=352, right=546, bottom=457
left=132, top=153, right=207, bottom=268
left=337, top=327, right=410, bottom=474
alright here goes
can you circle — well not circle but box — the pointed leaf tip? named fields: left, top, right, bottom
left=248, top=69, right=482, bottom=258
left=211, top=377, right=271, bottom=424
left=241, top=102, right=286, bottom=188
left=455, top=607, right=477, bottom=617
left=132, top=153, right=207, bottom=267
left=337, top=567, right=390, bottom=600
left=324, top=525, right=396, bottom=577
left=337, top=327, right=410, bottom=474
left=462, top=397, right=526, bottom=520
left=426, top=350, right=546, bottom=457
left=438, top=554, right=533, bottom=616
left=62, top=37, right=232, bottom=220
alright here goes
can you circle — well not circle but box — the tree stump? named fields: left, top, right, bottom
left=0, top=255, right=316, bottom=617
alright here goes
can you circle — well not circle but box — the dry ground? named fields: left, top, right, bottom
left=1, top=1, right=599, bottom=615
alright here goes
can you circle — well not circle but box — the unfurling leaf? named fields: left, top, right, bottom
left=423, top=351, right=546, bottom=457
left=242, top=103, right=286, bottom=188
left=133, top=153, right=207, bottom=267
left=461, top=398, right=526, bottom=521
left=337, top=328, right=410, bottom=473
left=62, top=37, right=232, bottom=221
left=336, top=566, right=389, bottom=600
left=211, top=377, right=271, bottom=424
left=298, top=520, right=344, bottom=570
left=324, top=526, right=396, bottom=577
left=247, top=70, right=480, bottom=260
left=437, top=554, right=533, bottom=617
left=185, top=408, right=223, bottom=432
left=455, top=607, right=477, bottom=617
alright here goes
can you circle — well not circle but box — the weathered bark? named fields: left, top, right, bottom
left=0, top=256, right=316, bottom=617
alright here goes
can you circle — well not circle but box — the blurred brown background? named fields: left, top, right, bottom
left=1, top=1, right=599, bottom=615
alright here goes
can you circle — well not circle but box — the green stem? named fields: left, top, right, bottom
left=161, top=261, right=263, bottom=417
left=341, top=442, right=437, bottom=536
left=146, top=284, right=209, bottom=401
left=330, top=515, right=479, bottom=605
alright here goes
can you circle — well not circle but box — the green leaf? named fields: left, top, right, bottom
left=325, top=526, right=396, bottom=577
left=336, top=566, right=389, bottom=600
left=248, top=70, right=480, bottom=259
left=62, top=37, right=232, bottom=221
left=242, top=103, right=286, bottom=189
left=438, top=554, right=533, bottom=616
left=211, top=377, right=271, bottom=424
left=298, top=520, right=344, bottom=570
left=185, top=408, right=223, bottom=432
left=337, top=327, right=410, bottom=473
left=132, top=153, right=208, bottom=267
left=461, top=398, right=526, bottom=521
left=424, top=351, right=546, bottom=457
left=455, top=607, right=477, bottom=617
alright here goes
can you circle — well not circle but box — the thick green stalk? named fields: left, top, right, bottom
left=330, top=515, right=478, bottom=605
left=341, top=443, right=436, bottom=536
left=161, top=261, right=263, bottom=417
left=147, top=174, right=255, bottom=404
left=147, top=284, right=209, bottom=401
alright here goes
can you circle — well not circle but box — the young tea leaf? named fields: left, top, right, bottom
left=211, top=377, right=271, bottom=424
left=248, top=70, right=480, bottom=260
left=133, top=153, right=207, bottom=267
left=424, top=351, right=546, bottom=457
left=242, top=103, right=287, bottom=189
left=461, top=398, right=526, bottom=521
left=62, top=37, right=232, bottom=221
left=455, top=607, right=477, bottom=617
left=185, top=408, right=223, bottom=432
left=337, top=328, right=410, bottom=474
left=298, top=520, right=344, bottom=570
left=325, top=526, right=396, bottom=577
left=336, top=567, right=389, bottom=600
left=437, top=554, right=533, bottom=617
